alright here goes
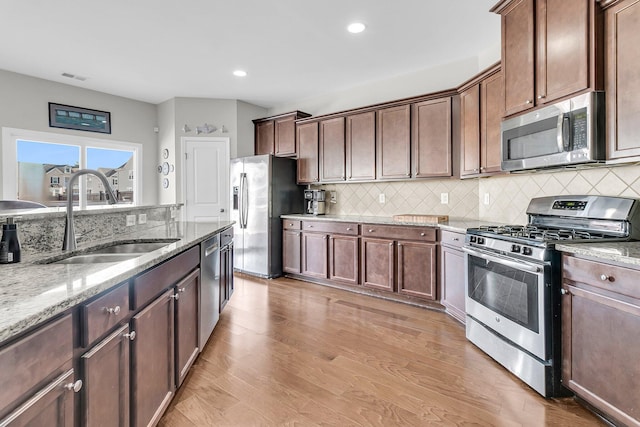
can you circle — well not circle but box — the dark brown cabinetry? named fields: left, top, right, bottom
left=603, top=0, right=640, bottom=161
left=377, top=104, right=411, bottom=180
left=329, top=234, right=359, bottom=285
left=361, top=237, right=395, bottom=292
left=253, top=111, right=311, bottom=156
left=283, top=220, right=302, bottom=274
left=220, top=233, right=234, bottom=312
left=412, top=97, right=453, bottom=178
left=439, top=230, right=466, bottom=323
left=81, top=324, right=131, bottom=427
left=346, top=111, right=376, bottom=181
left=319, top=117, right=346, bottom=182
left=459, top=65, right=504, bottom=177
left=175, top=269, right=200, bottom=387
left=301, top=232, right=328, bottom=278
left=397, top=241, right=437, bottom=300
left=562, top=255, right=640, bottom=427
left=296, top=122, right=319, bottom=184
left=492, top=0, right=602, bottom=117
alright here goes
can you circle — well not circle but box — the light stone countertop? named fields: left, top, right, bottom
left=281, top=214, right=505, bottom=234
left=0, top=220, right=234, bottom=343
left=556, top=241, right=640, bottom=268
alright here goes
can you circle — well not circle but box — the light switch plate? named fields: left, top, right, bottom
left=484, top=193, right=490, bottom=205
left=138, top=213, right=147, bottom=224
left=379, top=193, right=386, bottom=204
left=440, top=193, right=449, bottom=204
left=126, top=215, right=136, bottom=226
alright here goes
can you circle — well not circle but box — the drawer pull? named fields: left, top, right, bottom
left=346, top=227, right=352, bottom=231
left=600, top=274, right=612, bottom=282
left=368, top=229, right=374, bottom=233
left=420, top=232, right=425, bottom=236
left=452, top=238, right=459, bottom=241
left=289, top=223, right=293, bottom=226
left=104, top=306, right=121, bottom=315
left=178, top=287, right=186, bottom=293
left=560, top=288, right=570, bottom=295
left=64, top=380, right=83, bottom=393
left=170, top=293, right=180, bottom=300
left=124, top=331, right=136, bottom=341
left=307, top=225, right=313, bottom=228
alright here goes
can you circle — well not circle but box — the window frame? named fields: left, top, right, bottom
left=2, top=127, right=142, bottom=209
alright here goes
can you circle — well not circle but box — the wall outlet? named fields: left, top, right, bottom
left=138, top=213, right=147, bottom=224
left=170, top=208, right=177, bottom=219
left=329, top=191, right=337, bottom=204
left=126, top=215, right=136, bottom=227
left=440, top=192, right=449, bottom=204
left=379, top=193, right=386, bottom=204
left=484, top=193, right=490, bottom=205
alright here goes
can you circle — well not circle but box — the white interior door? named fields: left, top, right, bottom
left=183, top=137, right=229, bottom=222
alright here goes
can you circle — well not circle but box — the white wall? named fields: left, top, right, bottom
left=237, top=101, right=268, bottom=158
left=0, top=69, right=159, bottom=205
left=157, top=98, right=176, bottom=205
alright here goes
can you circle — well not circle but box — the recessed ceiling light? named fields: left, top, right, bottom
left=347, top=22, right=366, bottom=34
left=233, top=70, right=247, bottom=77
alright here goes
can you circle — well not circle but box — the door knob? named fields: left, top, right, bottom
left=63, top=380, right=83, bottom=393
left=220, top=208, right=225, bottom=213
left=124, top=331, right=136, bottom=341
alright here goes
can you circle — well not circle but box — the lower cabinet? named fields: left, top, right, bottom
left=562, top=255, right=640, bottom=427
left=131, top=288, right=176, bottom=427
left=175, top=269, right=200, bottom=387
left=439, top=230, right=466, bottom=322
left=220, top=237, right=234, bottom=312
left=81, top=324, right=131, bottom=427
left=361, top=237, right=395, bottom=291
left=397, top=241, right=437, bottom=300
left=329, top=234, right=359, bottom=285
left=301, top=232, right=328, bottom=278
left=283, top=229, right=302, bottom=274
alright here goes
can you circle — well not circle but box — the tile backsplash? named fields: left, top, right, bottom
left=318, top=163, right=640, bottom=224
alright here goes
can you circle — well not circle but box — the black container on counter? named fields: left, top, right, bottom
left=0, top=217, right=21, bottom=263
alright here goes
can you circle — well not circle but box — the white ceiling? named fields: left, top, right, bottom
left=0, top=1, right=500, bottom=108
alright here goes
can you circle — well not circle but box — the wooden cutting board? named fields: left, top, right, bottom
left=392, top=214, right=449, bottom=224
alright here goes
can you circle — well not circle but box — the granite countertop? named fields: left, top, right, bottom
left=281, top=214, right=502, bottom=234
left=556, top=241, right=640, bottom=268
left=0, top=220, right=234, bottom=343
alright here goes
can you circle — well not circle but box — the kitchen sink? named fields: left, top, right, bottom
left=41, top=239, right=179, bottom=265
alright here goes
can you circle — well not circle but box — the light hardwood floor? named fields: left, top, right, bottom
left=159, top=274, right=605, bottom=426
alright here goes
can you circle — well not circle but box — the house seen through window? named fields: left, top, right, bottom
left=16, top=140, right=136, bottom=207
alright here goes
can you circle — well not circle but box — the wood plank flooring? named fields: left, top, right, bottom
left=159, top=274, right=605, bottom=426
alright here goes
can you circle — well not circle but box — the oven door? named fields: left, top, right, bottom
left=463, top=246, right=550, bottom=361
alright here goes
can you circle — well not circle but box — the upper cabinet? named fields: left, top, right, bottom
left=376, top=104, right=412, bottom=180
left=412, top=97, right=453, bottom=178
left=346, top=111, right=376, bottom=181
left=253, top=111, right=311, bottom=156
left=492, top=0, right=603, bottom=117
left=296, top=121, right=319, bottom=184
left=319, top=117, right=346, bottom=182
left=459, top=64, right=504, bottom=177
left=602, top=0, right=640, bottom=161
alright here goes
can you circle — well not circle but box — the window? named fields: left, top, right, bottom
left=2, top=128, right=142, bottom=209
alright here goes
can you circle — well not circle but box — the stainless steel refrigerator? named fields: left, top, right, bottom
left=230, top=154, right=303, bottom=278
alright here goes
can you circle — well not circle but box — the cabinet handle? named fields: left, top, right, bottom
left=474, top=168, right=479, bottom=173
left=297, top=233, right=301, bottom=237
left=368, top=229, right=374, bottom=233
left=307, top=225, right=313, bottom=228
left=170, top=293, right=180, bottom=300
left=346, top=227, right=352, bottom=231
left=495, top=317, right=501, bottom=323
left=420, top=232, right=425, bottom=236
left=104, top=305, right=121, bottom=315
left=389, top=242, right=393, bottom=247
left=537, top=94, right=545, bottom=100
left=560, top=288, right=570, bottom=295
left=452, top=238, right=459, bottom=241
left=63, top=380, right=83, bottom=393
left=480, top=167, right=485, bottom=171
left=600, top=274, right=612, bottom=282
left=178, top=287, right=186, bottom=293
left=525, top=99, right=532, bottom=104
left=124, top=331, right=136, bottom=341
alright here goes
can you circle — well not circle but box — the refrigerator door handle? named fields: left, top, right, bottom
left=238, top=172, right=245, bottom=229
left=241, top=173, right=249, bottom=228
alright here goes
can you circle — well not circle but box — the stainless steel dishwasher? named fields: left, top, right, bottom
left=199, top=234, right=220, bottom=350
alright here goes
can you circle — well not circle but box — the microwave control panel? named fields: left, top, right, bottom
left=572, top=109, right=588, bottom=149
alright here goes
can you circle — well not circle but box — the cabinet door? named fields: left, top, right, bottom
left=301, top=233, right=328, bottom=278
left=440, top=245, right=466, bottom=323
left=361, top=237, right=395, bottom=292
left=296, top=122, right=319, bottom=184
left=275, top=116, right=296, bottom=156
left=0, top=369, right=76, bottom=427
left=319, top=117, right=346, bottom=182
left=562, top=284, right=640, bottom=427
left=480, top=71, right=505, bottom=174
left=220, top=245, right=231, bottom=312
left=329, top=235, right=359, bottom=286
left=81, top=325, right=130, bottom=427
left=376, top=104, right=411, bottom=179
left=502, top=0, right=535, bottom=116
left=536, top=0, right=590, bottom=105
left=283, top=229, right=302, bottom=274
left=175, top=269, right=200, bottom=387
left=412, top=97, right=452, bottom=178
left=606, top=0, right=640, bottom=160
left=397, top=241, right=436, bottom=300
left=460, top=84, right=481, bottom=176
left=255, top=121, right=275, bottom=155
left=131, top=288, right=175, bottom=427
left=346, top=111, right=376, bottom=181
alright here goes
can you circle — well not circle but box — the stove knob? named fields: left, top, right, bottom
left=511, top=244, right=521, bottom=253
left=522, top=247, right=533, bottom=256
left=477, top=237, right=485, bottom=245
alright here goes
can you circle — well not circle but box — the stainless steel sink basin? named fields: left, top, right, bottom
left=43, top=239, right=179, bottom=264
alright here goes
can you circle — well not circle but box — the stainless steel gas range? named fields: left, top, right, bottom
left=463, top=195, right=640, bottom=397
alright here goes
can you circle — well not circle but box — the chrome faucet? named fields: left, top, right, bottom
left=62, top=169, right=117, bottom=251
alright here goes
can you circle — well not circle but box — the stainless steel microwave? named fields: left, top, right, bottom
left=501, top=91, right=605, bottom=171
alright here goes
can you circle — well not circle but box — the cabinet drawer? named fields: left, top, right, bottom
left=563, top=255, right=640, bottom=300
left=302, top=221, right=358, bottom=235
left=132, top=245, right=199, bottom=310
left=440, top=230, right=465, bottom=248
left=283, top=220, right=301, bottom=230
left=220, top=227, right=234, bottom=246
left=362, top=224, right=437, bottom=242
left=0, top=314, right=73, bottom=417
left=81, top=282, right=130, bottom=348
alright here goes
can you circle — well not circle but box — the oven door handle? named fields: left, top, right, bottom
left=462, top=246, right=542, bottom=273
